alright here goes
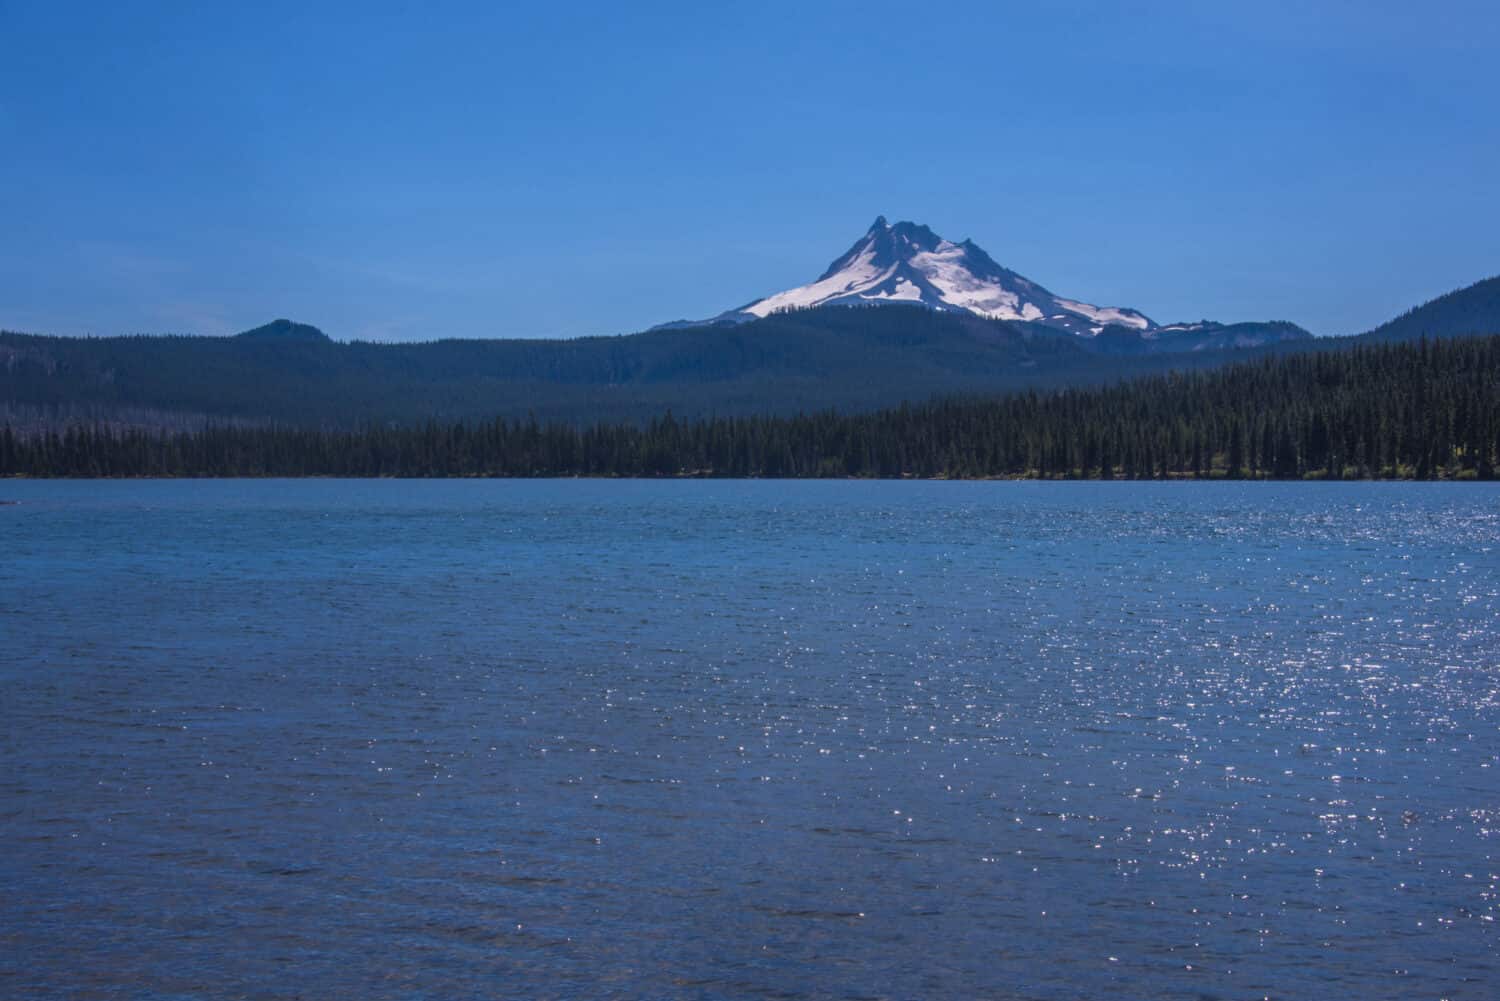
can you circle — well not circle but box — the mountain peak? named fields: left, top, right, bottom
left=666, top=216, right=1312, bottom=352
left=721, top=217, right=1156, bottom=337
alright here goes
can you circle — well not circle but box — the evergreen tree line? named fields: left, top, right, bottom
left=4, top=335, right=1498, bottom=480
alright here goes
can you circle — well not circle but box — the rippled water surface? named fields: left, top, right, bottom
left=3, top=480, right=1498, bottom=999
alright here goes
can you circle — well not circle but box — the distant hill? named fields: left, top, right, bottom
left=235, top=319, right=331, bottom=342
left=1356, top=276, right=1500, bottom=342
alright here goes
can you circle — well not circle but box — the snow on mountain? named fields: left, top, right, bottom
left=659, top=216, right=1314, bottom=352
left=717, top=216, right=1156, bottom=337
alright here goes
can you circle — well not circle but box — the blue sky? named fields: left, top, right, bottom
left=2, top=0, right=1496, bottom=341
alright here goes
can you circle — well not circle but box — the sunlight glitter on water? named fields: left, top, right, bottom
left=2, top=480, right=1497, bottom=999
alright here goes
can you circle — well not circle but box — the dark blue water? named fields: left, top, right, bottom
left=3, top=480, right=1497, bottom=999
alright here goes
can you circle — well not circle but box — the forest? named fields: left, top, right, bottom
left=0, top=308, right=1233, bottom=429
left=4, top=335, right=1496, bottom=480
left=3, top=277, right=1494, bottom=432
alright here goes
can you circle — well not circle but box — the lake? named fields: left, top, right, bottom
left=2, top=480, right=1496, bottom=999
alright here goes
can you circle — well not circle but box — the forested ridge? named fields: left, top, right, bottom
left=3, top=275, right=1495, bottom=431
left=1358, top=275, right=1500, bottom=343
left=4, top=335, right=1498, bottom=480
left=0, top=307, right=1160, bottom=428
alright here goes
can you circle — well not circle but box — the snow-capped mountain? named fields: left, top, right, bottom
left=712, top=216, right=1156, bottom=337
left=660, top=216, right=1313, bottom=353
